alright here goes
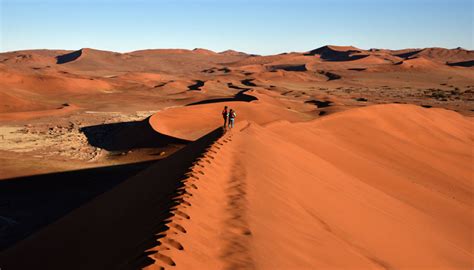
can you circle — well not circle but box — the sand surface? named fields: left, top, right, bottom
left=0, top=46, right=473, bottom=269
left=144, top=104, right=473, bottom=270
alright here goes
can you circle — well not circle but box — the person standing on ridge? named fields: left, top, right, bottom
left=228, top=109, right=236, bottom=129
left=222, top=106, right=229, bottom=128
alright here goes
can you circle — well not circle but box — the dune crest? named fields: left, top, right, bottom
left=0, top=104, right=472, bottom=269
left=147, top=104, right=473, bottom=269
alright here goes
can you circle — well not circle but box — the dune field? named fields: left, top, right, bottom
left=0, top=45, right=473, bottom=269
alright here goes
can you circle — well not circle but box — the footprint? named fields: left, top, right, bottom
left=174, top=210, right=190, bottom=219
left=175, top=197, right=192, bottom=207
left=192, top=161, right=205, bottom=167
left=185, top=172, right=196, bottom=177
left=182, top=178, right=195, bottom=184
left=169, top=223, right=187, bottom=233
left=164, top=238, right=184, bottom=250
left=154, top=253, right=176, bottom=266
left=176, top=190, right=192, bottom=197
left=182, top=200, right=192, bottom=207
left=229, top=227, right=252, bottom=236
left=189, top=174, right=199, bottom=180
left=156, top=244, right=171, bottom=252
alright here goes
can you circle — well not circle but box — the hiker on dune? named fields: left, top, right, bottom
left=228, top=109, right=236, bottom=129
left=222, top=106, right=228, bottom=128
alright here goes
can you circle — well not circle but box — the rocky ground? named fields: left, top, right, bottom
left=0, top=110, right=185, bottom=179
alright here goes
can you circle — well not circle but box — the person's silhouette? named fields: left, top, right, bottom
left=222, top=106, right=228, bottom=128
left=228, top=109, right=236, bottom=129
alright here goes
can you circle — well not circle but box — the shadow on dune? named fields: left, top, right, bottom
left=305, top=99, right=332, bottom=108
left=186, top=89, right=258, bottom=106
left=227, top=82, right=250, bottom=90
left=0, top=160, right=156, bottom=251
left=241, top=78, right=257, bottom=87
left=304, top=46, right=368, bottom=61
left=187, top=80, right=205, bottom=91
left=393, top=49, right=423, bottom=59
left=317, top=70, right=342, bottom=81
left=56, top=49, right=83, bottom=64
left=80, top=118, right=189, bottom=152
left=447, top=60, right=474, bottom=67
left=268, top=64, right=307, bottom=72
left=0, top=127, right=224, bottom=270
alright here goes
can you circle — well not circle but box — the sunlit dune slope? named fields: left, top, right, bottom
left=1, top=104, right=472, bottom=270
left=149, top=91, right=313, bottom=140
left=149, top=104, right=473, bottom=269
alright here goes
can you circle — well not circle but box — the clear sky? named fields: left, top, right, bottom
left=1, top=0, right=472, bottom=55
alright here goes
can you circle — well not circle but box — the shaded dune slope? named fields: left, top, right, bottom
left=305, top=45, right=368, bottom=61
left=185, top=89, right=257, bottom=106
left=56, top=49, right=83, bottom=64
left=0, top=126, right=225, bottom=270
left=0, top=160, right=157, bottom=251
left=448, top=60, right=474, bottom=67
left=80, top=117, right=189, bottom=152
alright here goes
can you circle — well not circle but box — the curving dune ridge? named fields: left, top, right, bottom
left=145, top=104, right=473, bottom=269
left=1, top=103, right=472, bottom=269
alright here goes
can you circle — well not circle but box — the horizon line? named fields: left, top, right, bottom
left=1, top=44, right=472, bottom=56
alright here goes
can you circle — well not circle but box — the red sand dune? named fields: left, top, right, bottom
left=349, top=54, right=394, bottom=65
left=191, top=48, right=218, bottom=55
left=219, top=49, right=249, bottom=56
left=0, top=91, right=50, bottom=113
left=261, top=70, right=319, bottom=82
left=0, top=103, right=80, bottom=121
left=305, top=45, right=366, bottom=61
left=0, top=49, right=69, bottom=67
left=147, top=104, right=473, bottom=269
left=1, top=45, right=472, bottom=121
left=402, top=47, right=474, bottom=63
left=397, top=56, right=444, bottom=69
left=2, top=104, right=471, bottom=269
left=149, top=92, right=312, bottom=140
left=1, top=45, right=474, bottom=269
left=310, top=45, right=364, bottom=53
left=0, top=68, right=113, bottom=114
left=0, top=68, right=113, bottom=93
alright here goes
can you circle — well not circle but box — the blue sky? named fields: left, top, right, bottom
left=1, top=0, right=472, bottom=55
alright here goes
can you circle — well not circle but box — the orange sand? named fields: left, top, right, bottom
left=1, top=45, right=473, bottom=270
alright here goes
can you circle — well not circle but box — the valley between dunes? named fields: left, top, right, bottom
left=0, top=45, right=473, bottom=269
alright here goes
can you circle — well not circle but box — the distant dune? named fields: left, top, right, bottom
left=56, top=49, right=83, bottom=64
left=397, top=56, right=444, bottom=69
left=304, top=45, right=368, bottom=61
